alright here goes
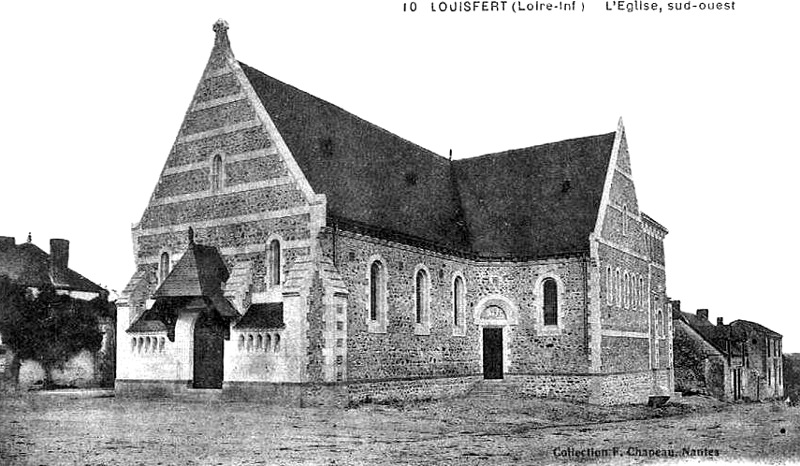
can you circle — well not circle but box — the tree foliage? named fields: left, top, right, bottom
left=0, top=275, right=105, bottom=387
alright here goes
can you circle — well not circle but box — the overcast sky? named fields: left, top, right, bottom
left=1, top=1, right=798, bottom=351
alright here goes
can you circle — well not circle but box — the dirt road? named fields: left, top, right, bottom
left=1, top=393, right=798, bottom=465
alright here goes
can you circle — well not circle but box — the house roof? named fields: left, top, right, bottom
left=234, top=303, right=284, bottom=330
left=730, top=320, right=782, bottom=338
left=240, top=64, right=615, bottom=258
left=0, top=238, right=104, bottom=294
left=676, top=311, right=746, bottom=357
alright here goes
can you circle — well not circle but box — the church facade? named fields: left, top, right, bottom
left=115, top=21, right=673, bottom=405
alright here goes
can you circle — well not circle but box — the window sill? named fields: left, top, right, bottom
left=414, top=323, right=430, bottom=336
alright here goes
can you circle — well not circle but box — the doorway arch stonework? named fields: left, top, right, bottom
left=474, top=295, right=519, bottom=379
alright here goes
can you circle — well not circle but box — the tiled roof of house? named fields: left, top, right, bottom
left=0, top=238, right=104, bottom=294
left=240, top=64, right=615, bottom=258
left=730, top=320, right=782, bottom=338
left=677, top=311, right=746, bottom=357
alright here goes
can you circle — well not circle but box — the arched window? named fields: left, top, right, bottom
left=623, top=272, right=629, bottom=309
left=415, top=269, right=428, bottom=325
left=453, top=276, right=464, bottom=326
left=543, top=278, right=558, bottom=326
left=370, top=261, right=383, bottom=321
left=639, top=276, right=645, bottom=309
left=211, top=154, right=224, bottom=191
left=615, top=269, right=621, bottom=307
left=657, top=309, right=664, bottom=338
left=622, top=204, right=629, bottom=236
left=606, top=266, right=613, bottom=305
left=269, top=239, right=281, bottom=286
left=159, top=252, right=170, bottom=283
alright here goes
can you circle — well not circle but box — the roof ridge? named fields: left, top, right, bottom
left=238, top=62, right=449, bottom=165
left=455, top=131, right=617, bottom=164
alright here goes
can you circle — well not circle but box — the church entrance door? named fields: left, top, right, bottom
left=483, top=327, right=503, bottom=379
left=193, top=313, right=225, bottom=389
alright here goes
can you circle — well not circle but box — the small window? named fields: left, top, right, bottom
left=415, top=269, right=429, bottom=325
left=543, top=278, right=558, bottom=326
left=159, top=252, right=170, bottom=283
left=369, top=261, right=383, bottom=321
left=211, top=154, right=224, bottom=191
left=622, top=204, right=629, bottom=236
left=453, top=276, right=464, bottom=326
left=367, top=256, right=388, bottom=333
left=623, top=272, right=629, bottom=309
left=269, top=239, right=281, bottom=286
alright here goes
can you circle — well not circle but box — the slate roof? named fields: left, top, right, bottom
left=676, top=311, right=746, bottom=357
left=453, top=134, right=615, bottom=257
left=240, top=64, right=615, bottom=258
left=0, top=237, right=105, bottom=294
left=151, top=240, right=238, bottom=318
left=234, top=303, right=284, bottom=330
left=730, top=320, right=782, bottom=338
left=154, top=243, right=229, bottom=298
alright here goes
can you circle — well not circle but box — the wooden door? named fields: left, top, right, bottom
left=483, top=327, right=503, bottom=379
left=193, top=313, right=225, bottom=389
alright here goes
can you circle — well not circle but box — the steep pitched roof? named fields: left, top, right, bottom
left=241, top=64, right=469, bottom=251
left=0, top=238, right=104, bottom=294
left=240, top=64, right=615, bottom=258
left=153, top=243, right=229, bottom=299
left=453, top=133, right=615, bottom=257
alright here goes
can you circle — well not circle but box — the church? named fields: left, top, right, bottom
left=115, top=20, right=673, bottom=405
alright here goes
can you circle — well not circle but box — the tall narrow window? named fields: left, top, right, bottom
left=543, top=278, right=558, bottom=326
left=623, top=272, right=629, bottom=309
left=606, top=266, right=613, bottom=305
left=269, top=239, right=281, bottom=286
left=370, top=261, right=382, bottom=321
left=415, top=269, right=428, bottom=325
left=453, top=276, right=464, bottom=326
left=622, top=204, right=629, bottom=236
left=615, top=269, right=621, bottom=307
left=639, top=276, right=644, bottom=309
left=211, top=154, right=223, bottom=191
left=159, top=252, right=170, bottom=283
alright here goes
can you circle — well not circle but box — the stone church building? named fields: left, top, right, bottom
left=115, top=21, right=673, bottom=405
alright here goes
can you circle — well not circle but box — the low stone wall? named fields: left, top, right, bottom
left=346, top=375, right=482, bottom=405
left=589, top=371, right=653, bottom=405
left=508, top=374, right=591, bottom=402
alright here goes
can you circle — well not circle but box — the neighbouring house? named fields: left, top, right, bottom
left=0, top=234, right=115, bottom=389
left=115, top=20, right=674, bottom=406
left=672, top=301, right=783, bottom=401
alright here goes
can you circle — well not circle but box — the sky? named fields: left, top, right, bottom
left=1, top=1, right=798, bottom=351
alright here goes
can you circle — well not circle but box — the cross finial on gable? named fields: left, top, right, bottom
left=27, top=232, right=32, bottom=243
left=213, top=19, right=230, bottom=47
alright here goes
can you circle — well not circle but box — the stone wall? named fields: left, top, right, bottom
left=322, top=230, right=591, bottom=382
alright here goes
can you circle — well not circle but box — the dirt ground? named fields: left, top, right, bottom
left=1, top=392, right=798, bottom=465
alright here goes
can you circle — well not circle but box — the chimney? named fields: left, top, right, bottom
left=672, top=300, right=681, bottom=313
left=696, top=309, right=708, bottom=321
left=717, top=317, right=724, bottom=326
left=50, top=239, right=70, bottom=285
left=0, top=236, right=14, bottom=252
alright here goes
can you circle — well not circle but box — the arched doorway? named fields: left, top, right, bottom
left=473, top=296, right=519, bottom=381
left=193, top=312, right=226, bottom=389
